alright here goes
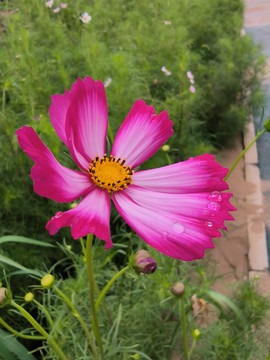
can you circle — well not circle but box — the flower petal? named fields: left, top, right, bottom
left=65, top=77, right=108, bottom=170
left=133, top=154, right=229, bottom=193
left=111, top=100, right=173, bottom=169
left=49, top=89, right=71, bottom=146
left=46, top=188, right=112, bottom=247
left=16, top=126, right=92, bottom=202
left=113, top=190, right=216, bottom=260
left=124, top=185, right=235, bottom=230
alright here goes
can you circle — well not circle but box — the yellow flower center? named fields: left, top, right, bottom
left=88, top=154, right=133, bottom=193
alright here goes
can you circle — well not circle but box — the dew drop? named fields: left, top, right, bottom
left=162, top=231, right=169, bottom=239
left=205, top=221, right=213, bottom=228
left=208, top=191, right=222, bottom=202
left=207, top=202, right=221, bottom=211
left=172, top=222, right=185, bottom=234
left=55, top=211, right=63, bottom=219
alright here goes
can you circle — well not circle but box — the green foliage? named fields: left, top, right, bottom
left=0, top=329, right=37, bottom=360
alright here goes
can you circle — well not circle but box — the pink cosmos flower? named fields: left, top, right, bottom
left=45, top=0, right=54, bottom=7
left=61, top=3, right=67, bottom=8
left=190, top=85, right=196, bottom=93
left=53, top=7, right=60, bottom=13
left=16, top=77, right=235, bottom=260
left=187, top=71, right=194, bottom=80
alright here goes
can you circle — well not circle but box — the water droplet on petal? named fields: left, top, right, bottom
left=55, top=211, right=63, bottom=219
left=162, top=231, right=169, bottom=239
left=172, top=222, right=185, bottom=234
left=205, top=221, right=213, bottom=228
left=208, top=191, right=222, bottom=202
left=207, top=202, right=221, bottom=211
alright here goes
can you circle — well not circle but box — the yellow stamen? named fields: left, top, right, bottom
left=88, top=154, right=133, bottom=193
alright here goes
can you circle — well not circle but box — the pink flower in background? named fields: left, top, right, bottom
left=161, top=66, right=172, bottom=76
left=45, top=0, right=54, bottom=7
left=61, top=3, right=67, bottom=8
left=190, top=85, right=196, bottom=93
left=16, top=77, right=235, bottom=260
left=187, top=71, right=194, bottom=80
left=53, top=7, right=60, bottom=13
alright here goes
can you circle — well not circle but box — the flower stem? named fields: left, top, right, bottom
left=107, top=122, right=114, bottom=145
left=86, top=234, right=104, bottom=360
left=10, top=300, right=67, bottom=360
left=165, top=152, right=172, bottom=165
left=180, top=298, right=189, bottom=360
left=53, top=286, right=98, bottom=360
left=33, top=299, right=55, bottom=330
left=224, top=128, right=266, bottom=181
left=0, top=317, right=46, bottom=340
left=95, top=266, right=129, bottom=311
left=80, top=237, right=86, bottom=257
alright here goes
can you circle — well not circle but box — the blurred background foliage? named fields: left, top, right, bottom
left=0, top=0, right=266, bottom=291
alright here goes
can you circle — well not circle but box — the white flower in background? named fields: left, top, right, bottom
left=163, top=20, right=171, bottom=25
left=104, top=77, right=112, bottom=88
left=80, top=12, right=92, bottom=23
left=161, top=66, right=172, bottom=76
left=53, top=7, right=60, bottom=13
left=189, top=85, right=196, bottom=93
left=45, top=0, right=54, bottom=7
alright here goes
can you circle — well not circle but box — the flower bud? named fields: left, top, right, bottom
left=162, top=144, right=170, bottom=152
left=24, top=292, right=34, bottom=302
left=41, top=274, right=54, bottom=288
left=171, top=282, right=185, bottom=297
left=0, top=287, right=11, bottom=307
left=192, top=329, right=201, bottom=339
left=134, top=250, right=157, bottom=274
left=264, top=117, right=270, bottom=132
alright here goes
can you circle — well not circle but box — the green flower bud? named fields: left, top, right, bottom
left=162, top=144, right=170, bottom=152
left=41, top=274, right=54, bottom=288
left=24, top=292, right=34, bottom=302
left=264, top=117, right=270, bottom=132
left=171, top=282, right=185, bottom=297
left=192, top=329, right=201, bottom=339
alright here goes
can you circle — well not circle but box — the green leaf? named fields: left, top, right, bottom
left=0, top=329, right=37, bottom=360
left=0, top=236, right=54, bottom=247
left=0, top=254, right=43, bottom=277
left=206, top=289, right=247, bottom=326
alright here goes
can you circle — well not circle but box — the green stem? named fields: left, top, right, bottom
left=188, top=338, right=197, bottom=359
left=10, top=300, right=67, bottom=360
left=107, top=122, right=114, bottom=145
left=180, top=298, right=189, bottom=360
left=0, top=317, right=46, bottom=340
left=165, top=152, right=172, bottom=165
left=95, top=266, right=129, bottom=311
left=86, top=234, right=104, bottom=360
left=80, top=237, right=86, bottom=257
left=53, top=286, right=98, bottom=360
left=33, top=299, right=54, bottom=330
left=224, top=128, right=266, bottom=180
